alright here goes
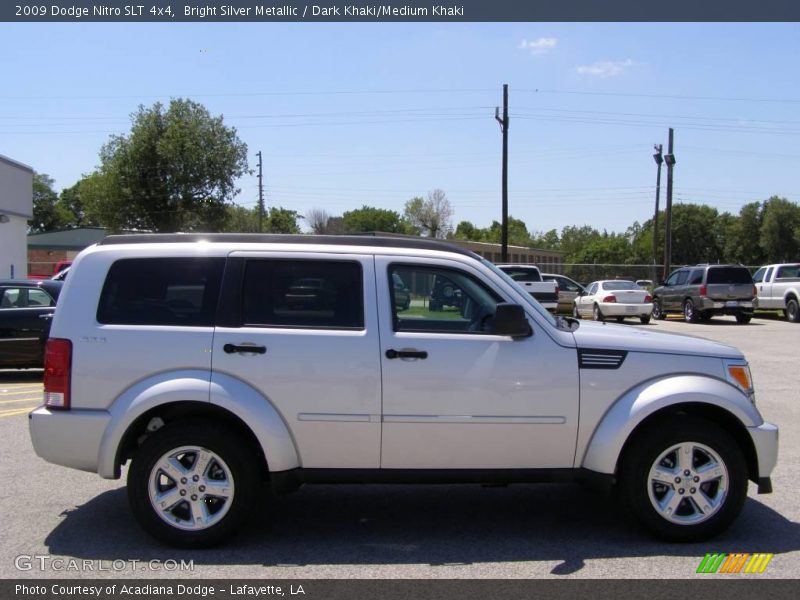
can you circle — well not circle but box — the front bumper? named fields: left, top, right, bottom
left=748, top=421, right=779, bottom=493
left=28, top=406, right=111, bottom=475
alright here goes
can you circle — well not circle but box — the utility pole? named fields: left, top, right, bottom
left=256, top=151, right=264, bottom=233
left=495, top=84, right=509, bottom=262
left=662, top=129, right=676, bottom=279
left=652, top=144, right=663, bottom=283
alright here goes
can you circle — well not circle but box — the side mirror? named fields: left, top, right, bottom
left=492, top=303, right=532, bottom=338
left=658, top=280, right=666, bottom=286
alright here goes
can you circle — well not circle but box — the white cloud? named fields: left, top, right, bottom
left=519, top=37, right=558, bottom=55
left=576, top=59, right=636, bottom=78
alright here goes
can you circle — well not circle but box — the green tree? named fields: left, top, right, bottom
left=29, top=172, right=69, bottom=233
left=760, top=197, right=800, bottom=262
left=57, top=177, right=100, bottom=228
left=90, top=98, right=248, bottom=232
left=265, top=207, right=301, bottom=234
left=530, top=229, right=560, bottom=250
left=724, top=202, right=764, bottom=265
left=453, top=220, right=482, bottom=241
left=341, top=205, right=411, bottom=234
left=482, top=216, right=532, bottom=247
left=667, top=203, right=724, bottom=266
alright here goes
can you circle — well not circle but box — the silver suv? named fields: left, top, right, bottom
left=29, top=235, right=777, bottom=547
left=652, top=265, right=756, bottom=324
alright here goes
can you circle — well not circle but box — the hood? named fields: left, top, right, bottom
left=572, top=321, right=743, bottom=360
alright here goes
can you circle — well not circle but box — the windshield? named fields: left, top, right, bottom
left=482, top=259, right=558, bottom=327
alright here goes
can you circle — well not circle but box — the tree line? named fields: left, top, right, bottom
left=28, top=97, right=799, bottom=268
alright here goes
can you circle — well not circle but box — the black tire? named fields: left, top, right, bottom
left=640, top=315, right=651, bottom=325
left=652, top=298, right=665, bottom=320
left=592, top=304, right=604, bottom=322
left=735, top=313, right=752, bottom=324
left=128, top=420, right=260, bottom=548
left=616, top=316, right=625, bottom=323
left=619, top=416, right=747, bottom=542
left=699, top=311, right=713, bottom=322
left=683, top=299, right=699, bottom=323
left=572, top=304, right=581, bottom=319
left=786, top=298, right=800, bottom=323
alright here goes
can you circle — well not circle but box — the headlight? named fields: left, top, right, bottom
left=724, top=360, right=755, bottom=403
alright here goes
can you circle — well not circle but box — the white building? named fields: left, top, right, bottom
left=0, top=154, right=33, bottom=279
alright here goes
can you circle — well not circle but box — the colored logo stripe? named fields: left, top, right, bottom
left=697, top=553, right=773, bottom=574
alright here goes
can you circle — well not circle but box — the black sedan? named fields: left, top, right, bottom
left=0, top=279, right=63, bottom=368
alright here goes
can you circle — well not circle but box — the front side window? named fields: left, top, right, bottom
left=673, top=270, right=690, bottom=286
left=664, top=270, right=682, bottom=286
left=0, top=288, right=53, bottom=308
left=97, top=258, right=225, bottom=326
left=389, top=265, right=502, bottom=334
left=242, top=260, right=363, bottom=329
left=752, top=267, right=766, bottom=283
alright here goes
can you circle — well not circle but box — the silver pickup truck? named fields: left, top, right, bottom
left=496, top=264, right=559, bottom=312
left=753, top=263, right=800, bottom=322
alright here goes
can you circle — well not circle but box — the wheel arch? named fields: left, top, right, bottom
left=114, top=401, right=269, bottom=481
left=580, top=375, right=762, bottom=483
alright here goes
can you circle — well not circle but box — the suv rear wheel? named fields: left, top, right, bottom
left=735, top=313, right=752, bottom=324
left=128, top=420, right=259, bottom=548
left=620, top=417, right=747, bottom=542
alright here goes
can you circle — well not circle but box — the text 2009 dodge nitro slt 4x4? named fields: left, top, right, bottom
left=29, top=235, right=778, bottom=547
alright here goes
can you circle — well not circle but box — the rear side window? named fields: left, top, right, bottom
left=776, top=265, right=800, bottom=279
left=688, top=269, right=704, bottom=285
left=241, top=260, right=363, bottom=329
left=706, top=267, right=752, bottom=285
left=500, top=267, right=542, bottom=282
left=97, top=258, right=225, bottom=326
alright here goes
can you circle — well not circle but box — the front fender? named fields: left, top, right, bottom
left=581, top=374, right=762, bottom=475
left=97, top=370, right=213, bottom=478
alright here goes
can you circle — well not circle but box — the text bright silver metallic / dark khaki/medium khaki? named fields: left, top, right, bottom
left=28, top=235, right=778, bottom=547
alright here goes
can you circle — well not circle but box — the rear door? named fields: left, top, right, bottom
left=212, top=253, right=382, bottom=469
left=706, top=267, right=754, bottom=301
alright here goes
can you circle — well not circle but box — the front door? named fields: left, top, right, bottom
left=375, top=257, right=580, bottom=470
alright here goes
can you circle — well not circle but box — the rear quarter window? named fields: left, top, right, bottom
left=97, top=258, right=225, bottom=326
left=706, top=267, right=753, bottom=285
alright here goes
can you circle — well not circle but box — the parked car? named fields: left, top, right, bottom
left=752, top=263, right=800, bottom=323
left=636, top=279, right=654, bottom=289
left=29, top=234, right=777, bottom=547
left=0, top=279, right=62, bottom=368
left=392, top=273, right=411, bottom=311
left=496, top=265, right=558, bottom=312
left=573, top=280, right=653, bottom=324
left=542, top=273, right=585, bottom=313
left=652, top=265, right=755, bottom=324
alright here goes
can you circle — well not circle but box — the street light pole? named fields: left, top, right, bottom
left=652, top=144, right=663, bottom=283
left=495, top=84, right=509, bottom=262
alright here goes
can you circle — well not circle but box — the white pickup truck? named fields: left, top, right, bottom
left=496, top=264, right=559, bottom=312
left=753, top=263, right=800, bottom=322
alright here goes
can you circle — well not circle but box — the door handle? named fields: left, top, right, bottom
left=223, top=343, right=267, bottom=355
left=39, top=314, right=54, bottom=320
left=385, top=349, right=428, bottom=360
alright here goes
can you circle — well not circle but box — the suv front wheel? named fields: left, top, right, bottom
left=652, top=298, right=665, bottom=320
left=128, top=420, right=260, bottom=548
left=620, top=417, right=747, bottom=542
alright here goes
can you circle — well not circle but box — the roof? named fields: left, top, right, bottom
left=0, top=154, right=33, bottom=173
left=27, top=227, right=111, bottom=250
left=97, top=233, right=480, bottom=258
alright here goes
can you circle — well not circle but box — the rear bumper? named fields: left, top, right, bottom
left=28, top=407, right=111, bottom=475
left=599, top=302, right=653, bottom=317
left=748, top=421, right=779, bottom=492
left=700, top=298, right=754, bottom=314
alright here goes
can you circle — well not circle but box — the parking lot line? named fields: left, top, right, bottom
left=0, top=406, right=35, bottom=418
left=0, top=397, right=41, bottom=405
left=0, top=389, right=43, bottom=397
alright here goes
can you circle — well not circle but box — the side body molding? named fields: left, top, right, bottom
left=580, top=374, right=763, bottom=475
left=209, top=372, right=300, bottom=472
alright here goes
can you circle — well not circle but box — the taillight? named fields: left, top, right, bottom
left=644, top=294, right=652, bottom=303
left=44, top=338, right=71, bottom=410
left=753, top=285, right=757, bottom=297
left=602, top=295, right=617, bottom=303
left=699, top=285, right=707, bottom=297
left=554, top=283, right=559, bottom=295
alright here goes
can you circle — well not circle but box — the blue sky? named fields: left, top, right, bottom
left=2, top=22, right=799, bottom=234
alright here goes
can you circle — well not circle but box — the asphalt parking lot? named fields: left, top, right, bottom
left=1, top=314, right=798, bottom=580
